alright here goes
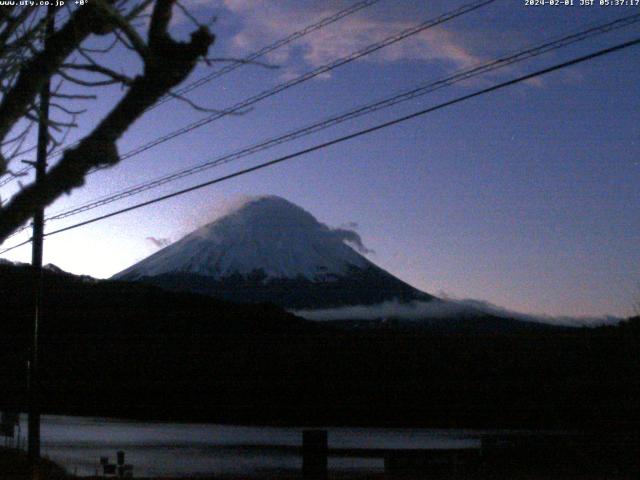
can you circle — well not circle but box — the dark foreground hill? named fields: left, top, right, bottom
left=0, top=262, right=638, bottom=431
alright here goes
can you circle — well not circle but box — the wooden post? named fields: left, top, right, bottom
left=303, top=429, right=328, bottom=480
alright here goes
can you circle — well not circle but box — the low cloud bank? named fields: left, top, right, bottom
left=293, top=298, right=621, bottom=327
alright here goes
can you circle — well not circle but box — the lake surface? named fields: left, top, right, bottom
left=14, top=414, right=482, bottom=476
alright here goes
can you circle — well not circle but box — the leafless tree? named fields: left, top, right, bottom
left=0, top=0, right=215, bottom=244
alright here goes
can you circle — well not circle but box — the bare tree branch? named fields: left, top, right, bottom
left=61, top=63, right=134, bottom=85
left=50, top=103, right=87, bottom=116
left=0, top=0, right=214, bottom=243
left=165, top=91, right=227, bottom=114
left=80, top=35, right=119, bottom=54
left=124, top=0, right=155, bottom=21
left=51, top=92, right=98, bottom=100
left=175, top=0, right=202, bottom=30
left=57, top=68, right=124, bottom=87
left=0, top=4, right=112, bottom=145
left=94, top=0, right=148, bottom=57
left=201, top=57, right=278, bottom=69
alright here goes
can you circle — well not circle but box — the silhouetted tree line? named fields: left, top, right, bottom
left=0, top=263, right=638, bottom=431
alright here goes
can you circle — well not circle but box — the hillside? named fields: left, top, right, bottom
left=0, top=262, right=638, bottom=430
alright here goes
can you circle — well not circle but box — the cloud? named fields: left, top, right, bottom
left=218, top=1, right=483, bottom=77
left=294, top=299, right=470, bottom=322
left=293, top=298, right=622, bottom=327
left=182, top=193, right=256, bottom=234
left=446, top=297, right=621, bottom=327
left=146, top=236, right=172, bottom=248
left=330, top=227, right=373, bottom=254
left=184, top=194, right=374, bottom=254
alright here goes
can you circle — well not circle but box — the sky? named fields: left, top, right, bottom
left=1, top=0, right=639, bottom=320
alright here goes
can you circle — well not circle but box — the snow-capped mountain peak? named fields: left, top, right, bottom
left=113, top=195, right=434, bottom=309
left=114, top=196, right=371, bottom=281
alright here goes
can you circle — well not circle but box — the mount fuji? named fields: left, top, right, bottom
left=113, top=196, right=435, bottom=310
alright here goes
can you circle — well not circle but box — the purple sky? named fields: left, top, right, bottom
left=1, top=0, right=639, bottom=319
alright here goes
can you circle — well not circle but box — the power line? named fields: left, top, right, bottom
left=151, top=0, right=384, bottom=109
left=6, top=0, right=494, bottom=188
left=39, top=12, right=640, bottom=225
left=0, top=165, right=30, bottom=187
left=0, top=0, right=384, bottom=187
left=0, top=236, right=31, bottom=255
left=2, top=0, right=498, bottom=241
left=95, top=0, right=497, bottom=168
left=15, top=36, right=634, bottom=244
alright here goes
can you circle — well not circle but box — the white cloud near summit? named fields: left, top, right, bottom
left=329, top=227, right=373, bottom=255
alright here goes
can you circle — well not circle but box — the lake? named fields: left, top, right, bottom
left=12, top=414, right=483, bottom=476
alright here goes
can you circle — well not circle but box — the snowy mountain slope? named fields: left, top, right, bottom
left=116, top=196, right=371, bottom=280
left=113, top=196, right=434, bottom=309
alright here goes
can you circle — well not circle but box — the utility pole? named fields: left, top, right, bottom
left=28, top=4, right=55, bottom=465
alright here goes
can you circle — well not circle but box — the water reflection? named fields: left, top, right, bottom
left=16, top=414, right=480, bottom=476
